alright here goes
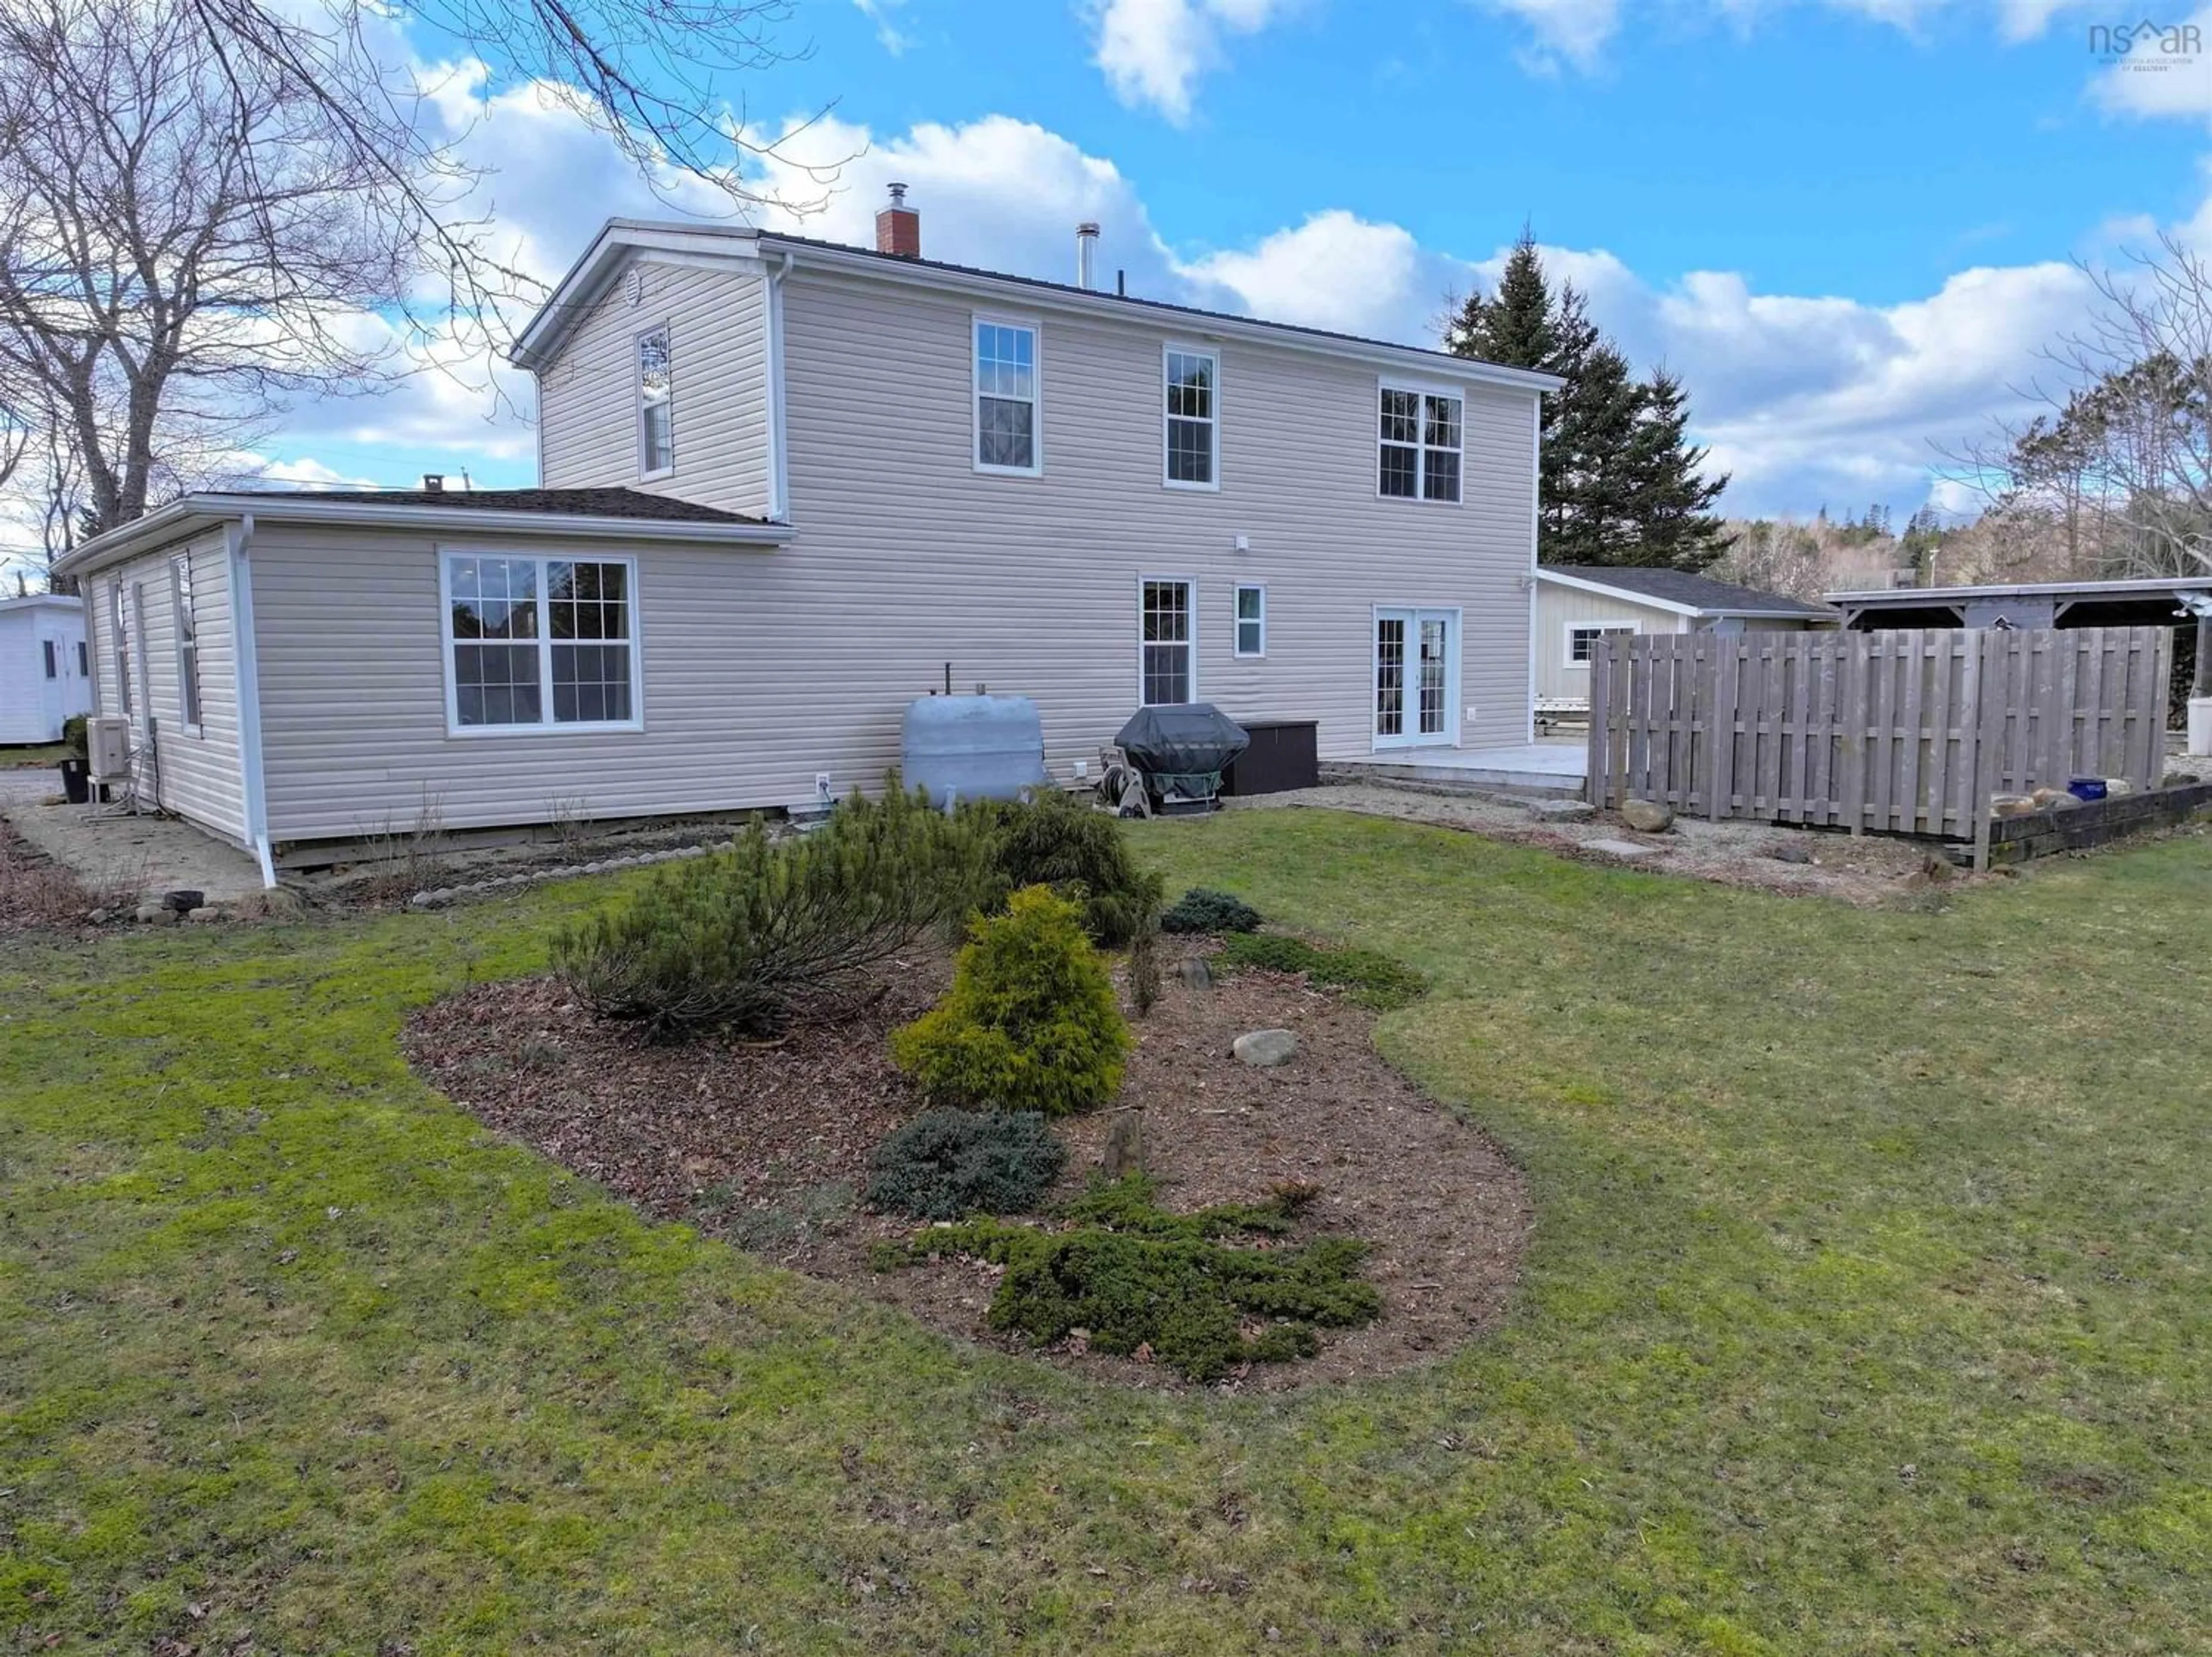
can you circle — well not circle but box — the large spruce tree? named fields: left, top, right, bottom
left=1444, top=231, right=1731, bottom=570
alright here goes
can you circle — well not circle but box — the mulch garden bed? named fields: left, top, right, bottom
left=403, top=950, right=1532, bottom=1391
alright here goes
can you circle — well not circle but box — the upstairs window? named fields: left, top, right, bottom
left=172, top=554, right=203, bottom=730
left=445, top=553, right=639, bottom=732
left=1378, top=385, right=1463, bottom=503
left=1164, top=346, right=1218, bottom=488
left=974, top=318, right=1039, bottom=473
left=637, top=326, right=672, bottom=477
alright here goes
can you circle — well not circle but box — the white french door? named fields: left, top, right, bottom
left=1373, top=607, right=1459, bottom=747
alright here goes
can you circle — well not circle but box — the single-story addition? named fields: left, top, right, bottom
left=0, top=592, right=91, bottom=745
left=1533, top=565, right=1838, bottom=721
left=54, top=202, right=1564, bottom=885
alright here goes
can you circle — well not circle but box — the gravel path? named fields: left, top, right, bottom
left=1228, top=782, right=1944, bottom=904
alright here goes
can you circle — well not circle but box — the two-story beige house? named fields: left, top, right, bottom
left=56, top=194, right=1557, bottom=882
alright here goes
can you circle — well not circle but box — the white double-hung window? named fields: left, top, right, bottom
left=444, top=552, right=641, bottom=733
left=974, top=318, right=1040, bottom=473
left=637, top=325, right=673, bottom=477
left=1377, top=384, right=1463, bottom=503
left=172, top=553, right=203, bottom=731
left=1164, top=345, right=1218, bottom=488
left=1140, top=578, right=1194, bottom=706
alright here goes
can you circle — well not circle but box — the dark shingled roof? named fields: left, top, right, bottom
left=232, top=486, right=774, bottom=525
left=1543, top=565, right=1836, bottom=618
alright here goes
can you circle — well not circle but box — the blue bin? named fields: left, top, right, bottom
left=2066, top=777, right=2108, bottom=802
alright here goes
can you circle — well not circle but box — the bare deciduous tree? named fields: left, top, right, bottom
left=1948, top=233, right=2212, bottom=580
left=0, top=0, right=828, bottom=541
left=0, top=0, right=421, bottom=531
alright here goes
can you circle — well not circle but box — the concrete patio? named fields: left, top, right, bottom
left=1339, top=742, right=1589, bottom=797
left=0, top=770, right=265, bottom=905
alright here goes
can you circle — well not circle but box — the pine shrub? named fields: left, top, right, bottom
left=553, top=782, right=991, bottom=1040
left=865, top=1109, right=1067, bottom=1220
left=1160, top=887, right=1263, bottom=935
left=876, top=1175, right=1378, bottom=1382
left=1217, top=933, right=1430, bottom=1010
left=967, top=791, right=1164, bottom=946
left=891, top=885, right=1130, bottom=1116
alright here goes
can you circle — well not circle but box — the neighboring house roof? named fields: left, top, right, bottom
left=512, top=218, right=1567, bottom=396
left=0, top=592, right=85, bottom=615
left=1539, top=565, right=1838, bottom=620
left=54, top=487, right=790, bottom=582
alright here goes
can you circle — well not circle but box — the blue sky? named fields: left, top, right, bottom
left=216, top=1, right=2212, bottom=522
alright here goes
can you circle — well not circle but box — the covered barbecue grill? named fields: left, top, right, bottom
left=1113, top=703, right=1249, bottom=814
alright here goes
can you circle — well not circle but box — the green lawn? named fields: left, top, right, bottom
left=2, top=810, right=2206, bottom=1654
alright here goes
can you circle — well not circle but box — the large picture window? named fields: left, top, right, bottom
left=637, top=326, right=672, bottom=477
left=1140, top=578, right=1194, bottom=706
left=974, top=318, right=1040, bottom=473
left=1164, top=346, right=1218, bottom=488
left=445, top=553, right=639, bottom=733
left=1377, top=385, right=1463, bottom=502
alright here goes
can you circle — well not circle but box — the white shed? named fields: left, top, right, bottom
left=1534, top=567, right=1836, bottom=721
left=0, top=593, right=90, bottom=745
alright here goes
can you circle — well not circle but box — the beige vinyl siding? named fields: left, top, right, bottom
left=536, top=258, right=770, bottom=517
left=251, top=524, right=795, bottom=841
left=241, top=260, right=1540, bottom=845
left=1535, top=583, right=1687, bottom=702
left=83, top=535, right=248, bottom=843
left=775, top=270, right=1536, bottom=769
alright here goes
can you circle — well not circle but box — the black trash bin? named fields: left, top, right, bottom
left=57, top=756, right=89, bottom=805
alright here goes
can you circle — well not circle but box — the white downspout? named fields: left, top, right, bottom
left=224, top=514, right=276, bottom=888
left=766, top=249, right=794, bottom=522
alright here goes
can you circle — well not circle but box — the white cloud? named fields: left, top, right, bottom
left=853, top=0, right=914, bottom=55
left=1476, top=0, right=1620, bottom=73
left=1088, top=0, right=1296, bottom=121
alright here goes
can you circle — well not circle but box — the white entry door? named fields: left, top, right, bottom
left=1374, top=608, right=1459, bottom=747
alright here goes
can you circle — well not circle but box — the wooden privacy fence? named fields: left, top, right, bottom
left=1587, top=626, right=2173, bottom=838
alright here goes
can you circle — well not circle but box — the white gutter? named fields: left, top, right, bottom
left=1525, top=393, right=1540, bottom=746
left=765, top=248, right=793, bottom=521
left=58, top=495, right=790, bottom=583
left=223, top=515, right=278, bottom=889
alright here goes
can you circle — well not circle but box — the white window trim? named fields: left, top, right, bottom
left=1161, top=342, right=1221, bottom=492
left=1565, top=619, right=1639, bottom=668
left=438, top=547, right=646, bottom=738
left=1375, top=377, right=1465, bottom=506
left=1370, top=603, right=1464, bottom=750
left=1137, top=574, right=1198, bottom=707
left=171, top=553, right=203, bottom=737
left=636, top=323, right=673, bottom=482
left=971, top=312, right=1044, bottom=477
left=1233, top=581, right=1267, bottom=659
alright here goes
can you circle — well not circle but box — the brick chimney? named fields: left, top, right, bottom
left=875, top=182, right=921, bottom=259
